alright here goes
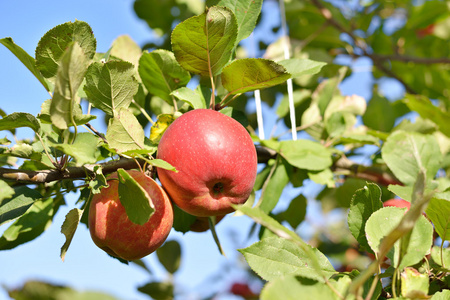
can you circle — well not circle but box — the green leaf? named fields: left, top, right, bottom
left=139, top=50, right=191, bottom=104
left=404, top=95, right=450, bottom=138
left=171, top=204, right=197, bottom=234
left=221, top=58, right=291, bottom=94
left=0, top=180, right=14, bottom=205
left=171, top=6, right=238, bottom=76
left=347, top=183, right=383, bottom=252
left=382, top=131, right=442, bottom=186
left=0, top=112, right=41, bottom=134
left=307, top=168, right=335, bottom=188
left=401, top=267, right=429, bottom=299
left=171, top=87, right=206, bottom=109
left=218, top=0, right=263, bottom=44
left=260, top=275, right=335, bottom=300
left=60, top=208, right=82, bottom=262
left=50, top=42, right=90, bottom=129
left=117, top=169, right=155, bottom=225
left=432, top=290, right=450, bottom=300
left=35, top=20, right=96, bottom=79
left=0, top=197, right=54, bottom=250
left=0, top=37, right=50, bottom=91
left=137, top=281, right=174, bottom=300
left=49, top=132, right=100, bottom=166
left=156, top=240, right=182, bottom=274
left=257, top=157, right=289, bottom=214
left=430, top=245, right=450, bottom=272
left=277, top=194, right=307, bottom=229
left=363, top=94, right=396, bottom=132
left=0, top=186, right=42, bottom=226
left=365, top=207, right=433, bottom=269
left=426, top=193, right=450, bottom=241
left=38, top=99, right=96, bottom=126
left=277, top=58, right=327, bottom=78
left=240, top=236, right=335, bottom=282
left=234, top=205, right=335, bottom=280
left=106, top=108, right=145, bottom=153
left=279, top=139, right=332, bottom=171
left=219, top=106, right=249, bottom=127
left=84, top=61, right=139, bottom=116
left=145, top=159, right=177, bottom=172
left=88, top=166, right=108, bottom=194
left=109, top=35, right=142, bottom=75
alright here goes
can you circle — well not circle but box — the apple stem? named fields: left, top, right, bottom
left=208, top=216, right=226, bottom=257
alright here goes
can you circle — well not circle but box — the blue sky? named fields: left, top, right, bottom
left=0, top=1, right=398, bottom=300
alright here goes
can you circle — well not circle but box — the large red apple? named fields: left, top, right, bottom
left=156, top=109, right=257, bottom=217
left=88, top=170, right=173, bottom=260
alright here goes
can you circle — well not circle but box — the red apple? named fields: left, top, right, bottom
left=156, top=109, right=257, bottom=217
left=88, top=170, right=173, bottom=260
left=383, top=198, right=411, bottom=210
left=230, top=282, right=257, bottom=299
left=189, top=215, right=225, bottom=232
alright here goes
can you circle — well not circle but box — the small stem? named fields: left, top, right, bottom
left=392, top=267, right=399, bottom=298
left=365, top=273, right=380, bottom=300
left=209, top=76, right=216, bottom=109
left=208, top=216, right=226, bottom=257
left=221, top=93, right=240, bottom=107
left=325, top=278, right=344, bottom=300
left=132, top=99, right=155, bottom=125
left=84, top=123, right=108, bottom=144
left=440, top=238, right=445, bottom=269
left=36, top=133, right=57, bottom=168
left=172, top=96, right=178, bottom=112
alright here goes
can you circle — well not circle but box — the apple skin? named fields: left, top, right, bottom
left=383, top=198, right=411, bottom=210
left=88, top=170, right=173, bottom=261
left=189, top=215, right=225, bottom=232
left=156, top=109, right=257, bottom=217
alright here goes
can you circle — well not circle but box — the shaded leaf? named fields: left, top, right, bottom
left=84, top=61, right=139, bottom=116
left=117, top=169, right=155, bottom=225
left=88, top=166, right=108, bottom=195
left=0, top=197, right=54, bottom=250
left=38, top=99, right=96, bottom=126
left=430, top=245, right=450, bottom=272
left=347, top=183, right=383, bottom=252
left=106, top=108, right=145, bottom=153
left=139, top=50, right=190, bottom=104
left=138, top=281, right=174, bottom=300
left=277, top=194, right=307, bottom=229
left=0, top=186, right=42, bottom=226
left=257, top=156, right=289, bottom=214
left=60, top=208, right=82, bottom=261
left=222, top=58, right=291, bottom=94
left=0, top=37, right=50, bottom=91
left=0, top=180, right=14, bottom=205
left=156, top=240, right=182, bottom=274
left=145, top=159, right=177, bottom=172
left=35, top=20, right=96, bottom=79
left=171, top=6, right=237, bottom=76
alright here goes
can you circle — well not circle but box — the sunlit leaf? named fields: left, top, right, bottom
left=257, top=157, right=289, bottom=214
left=0, top=37, right=50, bottom=91
left=261, top=275, right=335, bottom=300
left=222, top=58, right=290, bottom=94
left=218, top=0, right=263, bottom=44
left=279, top=139, right=332, bottom=171
left=277, top=58, right=327, bottom=78
left=171, top=87, right=206, bottom=109
left=0, top=186, right=42, bottom=226
left=48, top=132, right=100, bottom=166
left=150, top=114, right=175, bottom=143
left=171, top=6, right=237, bottom=76
left=400, top=267, right=429, bottom=299
left=139, top=50, right=190, bottom=104
left=35, top=20, right=96, bottom=79
left=382, top=131, right=442, bottom=186
left=50, top=42, right=90, bottom=129
left=106, top=108, right=145, bottom=153
left=84, top=61, right=139, bottom=116
left=426, top=192, right=450, bottom=241
left=0, top=112, right=41, bottom=134
left=60, top=208, right=83, bottom=261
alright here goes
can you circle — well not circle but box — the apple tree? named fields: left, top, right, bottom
left=1, top=0, right=450, bottom=299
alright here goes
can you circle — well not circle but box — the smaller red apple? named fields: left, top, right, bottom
left=383, top=198, right=411, bottom=210
left=189, top=215, right=225, bottom=232
left=89, top=170, right=173, bottom=261
left=230, top=282, right=257, bottom=299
